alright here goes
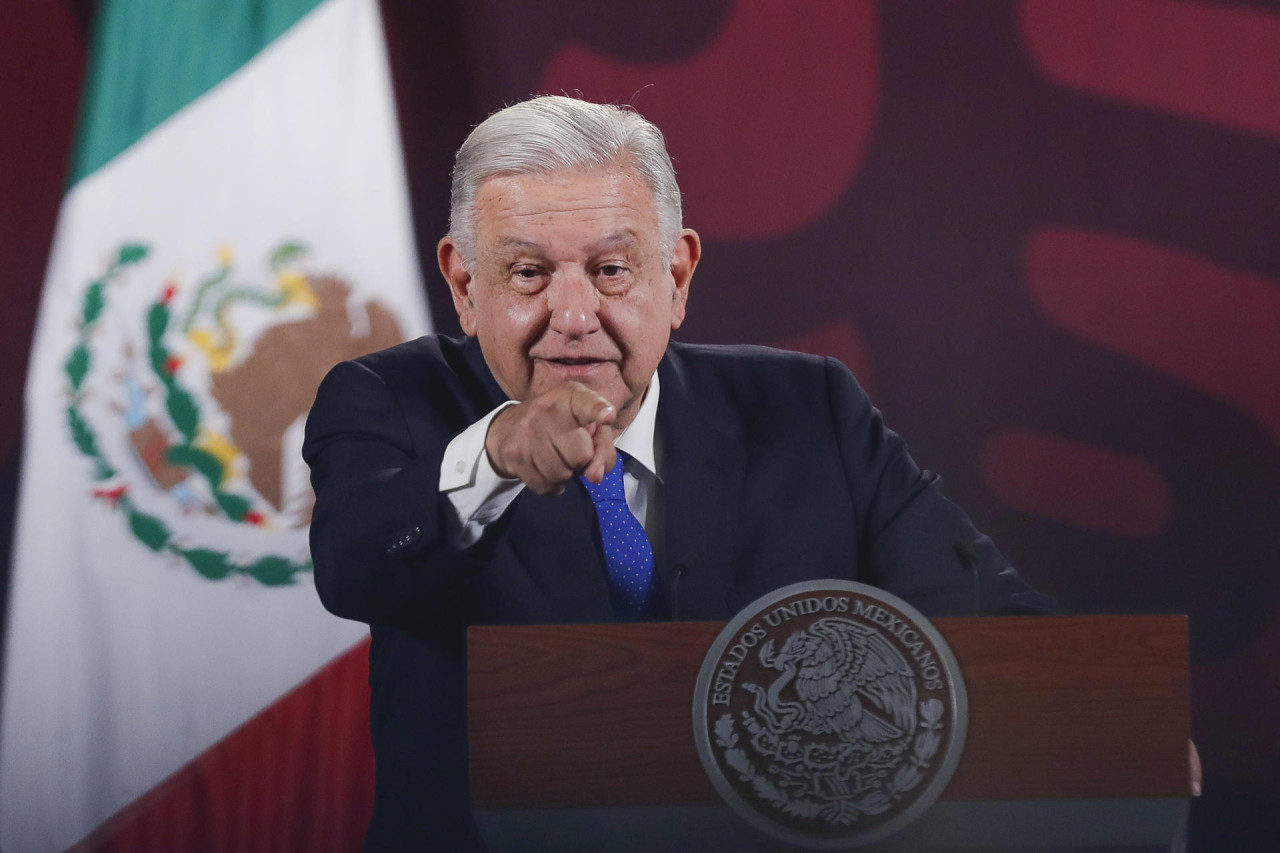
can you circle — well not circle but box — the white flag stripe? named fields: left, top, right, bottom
left=0, top=0, right=427, bottom=849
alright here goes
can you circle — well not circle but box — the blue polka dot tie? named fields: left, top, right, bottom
left=579, top=451, right=654, bottom=619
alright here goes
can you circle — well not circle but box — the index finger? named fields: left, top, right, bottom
left=566, top=384, right=616, bottom=428
left=581, top=422, right=617, bottom=484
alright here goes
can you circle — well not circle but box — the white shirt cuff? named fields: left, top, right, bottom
left=440, top=401, right=523, bottom=547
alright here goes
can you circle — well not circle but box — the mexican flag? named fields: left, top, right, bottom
left=0, top=0, right=428, bottom=849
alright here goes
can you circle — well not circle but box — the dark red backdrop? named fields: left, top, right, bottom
left=3, top=1, right=1278, bottom=849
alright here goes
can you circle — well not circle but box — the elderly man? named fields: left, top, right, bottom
left=303, top=95, right=1055, bottom=849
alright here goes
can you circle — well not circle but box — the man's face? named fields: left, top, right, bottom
left=439, top=167, right=699, bottom=430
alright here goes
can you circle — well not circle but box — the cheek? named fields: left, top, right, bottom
left=505, top=304, right=550, bottom=359
left=504, top=300, right=545, bottom=330
left=616, top=310, right=670, bottom=376
left=475, top=291, right=543, bottom=337
left=480, top=299, right=547, bottom=363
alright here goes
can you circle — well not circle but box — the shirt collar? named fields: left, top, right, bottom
left=615, top=369, right=660, bottom=481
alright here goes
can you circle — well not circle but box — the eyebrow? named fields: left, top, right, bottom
left=494, top=231, right=642, bottom=256
left=496, top=237, right=544, bottom=252
left=586, top=231, right=641, bottom=254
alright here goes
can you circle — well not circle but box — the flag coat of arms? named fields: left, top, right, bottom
left=0, top=0, right=428, bottom=848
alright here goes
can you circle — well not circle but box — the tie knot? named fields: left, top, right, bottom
left=580, top=451, right=627, bottom=503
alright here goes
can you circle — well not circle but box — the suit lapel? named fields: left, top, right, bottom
left=505, top=485, right=616, bottom=622
left=655, top=346, right=746, bottom=620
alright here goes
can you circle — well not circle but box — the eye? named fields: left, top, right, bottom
left=509, top=265, right=548, bottom=292
left=594, top=263, right=632, bottom=294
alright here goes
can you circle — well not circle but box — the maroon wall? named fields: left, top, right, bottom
left=0, top=0, right=88, bottom=636
left=4, top=1, right=1277, bottom=848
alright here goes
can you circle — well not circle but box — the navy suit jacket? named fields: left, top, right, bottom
left=303, top=335, right=1056, bottom=850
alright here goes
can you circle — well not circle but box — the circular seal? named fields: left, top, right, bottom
left=693, top=580, right=968, bottom=849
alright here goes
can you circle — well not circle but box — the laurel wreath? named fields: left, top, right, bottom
left=63, top=242, right=311, bottom=586
left=714, top=697, right=944, bottom=827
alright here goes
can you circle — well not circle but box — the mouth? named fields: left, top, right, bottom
left=534, top=356, right=615, bottom=378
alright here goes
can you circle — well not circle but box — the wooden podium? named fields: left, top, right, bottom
left=468, top=616, right=1189, bottom=851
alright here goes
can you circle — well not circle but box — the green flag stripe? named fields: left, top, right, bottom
left=70, top=0, right=326, bottom=185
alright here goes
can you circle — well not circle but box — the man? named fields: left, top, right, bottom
left=303, top=95, right=1056, bottom=849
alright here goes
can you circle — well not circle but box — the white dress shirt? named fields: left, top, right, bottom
left=439, top=372, right=662, bottom=547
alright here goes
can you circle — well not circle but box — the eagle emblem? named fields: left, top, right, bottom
left=745, top=617, right=917, bottom=750
left=694, top=581, right=967, bottom=848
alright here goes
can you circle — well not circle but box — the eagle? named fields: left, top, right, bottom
left=743, top=617, right=917, bottom=745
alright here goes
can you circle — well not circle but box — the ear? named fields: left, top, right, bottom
left=438, top=237, right=477, bottom=336
left=668, top=229, right=700, bottom=330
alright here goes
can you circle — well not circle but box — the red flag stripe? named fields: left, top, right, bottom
left=69, top=639, right=374, bottom=853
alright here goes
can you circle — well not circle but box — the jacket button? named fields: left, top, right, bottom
left=385, top=525, right=421, bottom=555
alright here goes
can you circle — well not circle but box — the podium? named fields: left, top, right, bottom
left=468, top=616, right=1189, bottom=851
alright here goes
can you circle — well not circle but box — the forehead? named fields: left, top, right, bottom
left=472, top=167, right=660, bottom=254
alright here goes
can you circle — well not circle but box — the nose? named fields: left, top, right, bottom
left=546, top=269, right=601, bottom=339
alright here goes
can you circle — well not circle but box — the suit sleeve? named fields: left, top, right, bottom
left=824, top=357, right=1060, bottom=616
left=303, top=359, right=477, bottom=628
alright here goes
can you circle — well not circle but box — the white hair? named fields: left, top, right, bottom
left=449, top=95, right=683, bottom=269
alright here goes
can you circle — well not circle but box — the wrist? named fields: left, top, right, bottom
left=484, top=405, right=515, bottom=479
